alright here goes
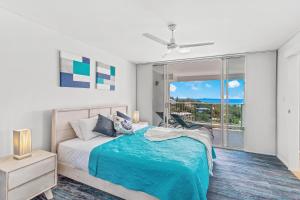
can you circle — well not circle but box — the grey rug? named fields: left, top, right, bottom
left=34, top=148, right=300, bottom=200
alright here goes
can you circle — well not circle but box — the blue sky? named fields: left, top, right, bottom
left=170, top=80, right=244, bottom=99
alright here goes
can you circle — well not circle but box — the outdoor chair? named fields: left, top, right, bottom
left=156, top=112, right=179, bottom=128
left=170, top=113, right=214, bottom=140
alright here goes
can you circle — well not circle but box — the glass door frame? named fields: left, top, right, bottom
left=159, top=55, right=245, bottom=150
left=221, top=56, right=246, bottom=150
left=220, top=58, right=226, bottom=148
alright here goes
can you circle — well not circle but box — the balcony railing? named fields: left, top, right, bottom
left=170, top=102, right=244, bottom=130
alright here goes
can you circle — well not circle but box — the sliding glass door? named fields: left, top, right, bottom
left=167, top=59, right=223, bottom=142
left=223, top=57, right=245, bottom=149
left=152, top=56, right=245, bottom=150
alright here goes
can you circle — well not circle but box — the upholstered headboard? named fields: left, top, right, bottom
left=51, top=105, right=128, bottom=153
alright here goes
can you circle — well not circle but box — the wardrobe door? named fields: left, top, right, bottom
left=286, top=55, right=300, bottom=170
left=277, top=54, right=288, bottom=162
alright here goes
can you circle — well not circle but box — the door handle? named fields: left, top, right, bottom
left=288, top=109, right=291, bottom=114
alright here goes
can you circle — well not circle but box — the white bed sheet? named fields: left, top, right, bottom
left=58, top=123, right=148, bottom=171
left=58, top=135, right=117, bottom=171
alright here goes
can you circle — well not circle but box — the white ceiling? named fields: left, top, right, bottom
left=0, top=0, right=300, bottom=63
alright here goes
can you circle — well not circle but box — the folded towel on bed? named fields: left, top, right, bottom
left=145, top=127, right=214, bottom=175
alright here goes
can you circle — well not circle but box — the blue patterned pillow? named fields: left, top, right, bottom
left=117, top=111, right=131, bottom=121
left=113, top=115, right=133, bottom=135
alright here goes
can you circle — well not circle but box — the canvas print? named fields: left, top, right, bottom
left=59, top=51, right=91, bottom=88
left=96, top=62, right=116, bottom=91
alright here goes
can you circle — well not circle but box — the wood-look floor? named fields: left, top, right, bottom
left=208, top=148, right=300, bottom=200
left=35, top=148, right=300, bottom=200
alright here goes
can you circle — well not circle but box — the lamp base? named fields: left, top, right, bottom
left=13, top=153, right=32, bottom=160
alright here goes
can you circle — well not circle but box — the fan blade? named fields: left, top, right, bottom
left=179, top=42, right=214, bottom=48
left=143, top=33, right=169, bottom=46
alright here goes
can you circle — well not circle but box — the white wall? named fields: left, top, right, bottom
left=0, top=8, right=136, bottom=156
left=244, top=51, right=277, bottom=155
left=137, top=64, right=153, bottom=124
left=277, top=32, right=300, bottom=170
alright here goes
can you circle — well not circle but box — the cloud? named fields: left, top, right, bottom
left=205, top=83, right=212, bottom=88
left=228, top=80, right=240, bottom=88
left=170, top=84, right=176, bottom=92
left=191, top=85, right=198, bottom=90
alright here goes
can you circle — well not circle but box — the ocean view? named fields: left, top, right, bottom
left=170, top=80, right=245, bottom=105
left=197, top=98, right=244, bottom=104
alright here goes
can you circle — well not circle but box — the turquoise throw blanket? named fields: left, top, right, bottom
left=89, top=127, right=215, bottom=200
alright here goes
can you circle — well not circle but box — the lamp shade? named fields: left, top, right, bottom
left=132, top=111, right=140, bottom=123
left=13, top=129, right=32, bottom=160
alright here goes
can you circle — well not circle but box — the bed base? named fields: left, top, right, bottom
left=52, top=105, right=157, bottom=200
left=58, top=163, right=157, bottom=200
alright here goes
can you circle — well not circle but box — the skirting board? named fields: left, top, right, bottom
left=277, top=153, right=300, bottom=172
left=277, top=153, right=289, bottom=168
left=293, top=171, right=300, bottom=180
left=58, top=163, right=157, bottom=200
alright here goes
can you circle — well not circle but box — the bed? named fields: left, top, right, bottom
left=52, top=105, right=213, bottom=200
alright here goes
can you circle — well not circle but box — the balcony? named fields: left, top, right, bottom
left=170, top=101, right=244, bottom=149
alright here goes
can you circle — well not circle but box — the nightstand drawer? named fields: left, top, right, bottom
left=8, top=156, right=56, bottom=189
left=8, top=171, right=55, bottom=200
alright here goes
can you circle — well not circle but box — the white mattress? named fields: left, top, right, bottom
left=58, top=123, right=148, bottom=171
left=58, top=135, right=117, bottom=171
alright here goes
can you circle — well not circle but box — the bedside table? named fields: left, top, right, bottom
left=0, top=150, right=57, bottom=200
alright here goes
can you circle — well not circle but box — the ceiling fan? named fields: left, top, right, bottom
left=143, top=24, right=214, bottom=57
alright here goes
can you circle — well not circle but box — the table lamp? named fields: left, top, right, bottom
left=132, top=111, right=140, bottom=123
left=13, top=129, right=32, bottom=160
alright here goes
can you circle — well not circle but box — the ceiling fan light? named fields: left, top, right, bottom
left=178, top=48, right=191, bottom=54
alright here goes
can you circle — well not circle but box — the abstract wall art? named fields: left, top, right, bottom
left=96, top=62, right=116, bottom=91
left=59, top=51, right=91, bottom=88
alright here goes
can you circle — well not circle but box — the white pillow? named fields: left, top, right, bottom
left=70, top=120, right=83, bottom=139
left=79, top=117, right=100, bottom=141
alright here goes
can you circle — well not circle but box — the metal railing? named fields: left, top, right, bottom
left=170, top=102, right=244, bottom=130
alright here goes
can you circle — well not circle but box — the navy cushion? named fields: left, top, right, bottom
left=117, top=111, right=131, bottom=121
left=93, top=114, right=116, bottom=137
